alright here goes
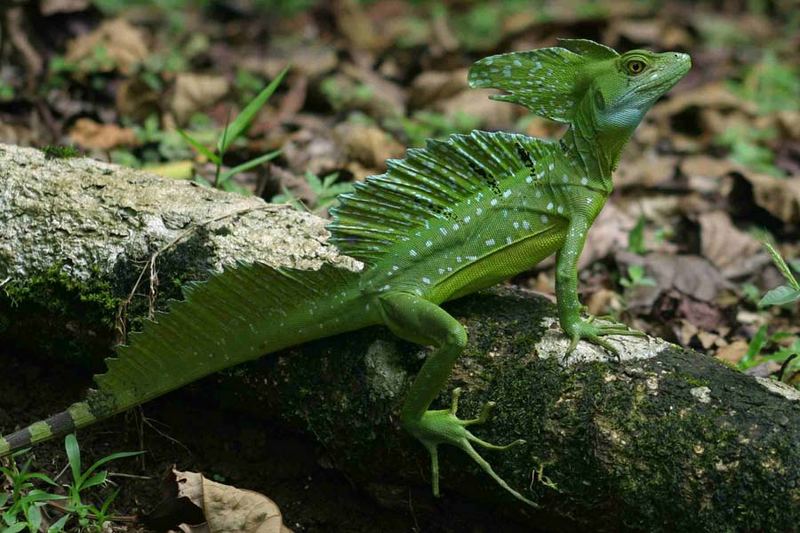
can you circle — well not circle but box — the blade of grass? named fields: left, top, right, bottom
left=763, top=241, right=799, bottom=290
left=218, top=150, right=281, bottom=183
left=217, top=66, right=289, bottom=154
left=178, top=129, right=221, bottom=165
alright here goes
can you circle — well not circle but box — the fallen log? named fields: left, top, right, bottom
left=1, top=143, right=798, bottom=531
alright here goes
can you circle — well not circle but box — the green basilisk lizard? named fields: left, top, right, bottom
left=0, top=39, right=690, bottom=506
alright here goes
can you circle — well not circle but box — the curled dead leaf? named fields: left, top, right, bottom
left=170, top=469, right=292, bottom=533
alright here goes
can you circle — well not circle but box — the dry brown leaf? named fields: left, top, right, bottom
left=39, top=0, right=89, bottom=15
left=435, top=90, right=514, bottom=131
left=585, top=288, right=623, bottom=317
left=650, top=82, right=757, bottom=120
left=65, top=19, right=149, bottom=74
left=240, top=45, right=337, bottom=80
left=171, top=469, right=291, bottom=533
left=408, top=69, right=468, bottom=109
left=698, top=211, right=767, bottom=279
left=716, top=340, right=749, bottom=364
left=614, top=151, right=678, bottom=188
left=580, top=203, right=636, bottom=269
left=335, top=0, right=381, bottom=51
left=333, top=122, right=404, bottom=170
left=69, top=118, right=138, bottom=150
left=777, top=111, right=800, bottom=140
left=619, top=252, right=734, bottom=313
left=116, top=77, right=161, bottom=122
left=677, top=297, right=727, bottom=332
left=681, top=155, right=736, bottom=179
left=171, top=74, right=230, bottom=125
left=282, top=117, right=347, bottom=175
left=674, top=318, right=699, bottom=346
left=742, top=171, right=800, bottom=224
left=341, top=63, right=407, bottom=118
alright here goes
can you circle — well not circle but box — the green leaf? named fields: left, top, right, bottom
left=47, top=514, right=71, bottom=533
left=178, top=129, right=221, bottom=165
left=78, top=471, right=107, bottom=491
left=80, top=451, right=143, bottom=484
left=25, top=504, right=41, bottom=532
left=218, top=150, right=280, bottom=183
left=762, top=241, right=799, bottom=290
left=3, top=522, right=27, bottom=533
left=218, top=66, right=288, bottom=154
left=759, top=285, right=800, bottom=307
left=25, top=473, right=58, bottom=487
left=64, top=434, right=81, bottom=487
left=740, top=324, right=768, bottom=369
left=627, top=215, right=647, bottom=255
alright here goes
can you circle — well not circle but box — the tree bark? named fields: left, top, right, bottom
left=1, top=143, right=798, bottom=531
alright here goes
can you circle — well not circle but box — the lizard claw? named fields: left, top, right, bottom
left=405, top=388, right=537, bottom=507
left=564, top=317, right=644, bottom=360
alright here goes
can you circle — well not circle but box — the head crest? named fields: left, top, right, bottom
left=468, top=39, right=619, bottom=123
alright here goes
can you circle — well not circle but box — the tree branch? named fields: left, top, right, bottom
left=1, top=143, right=798, bottom=530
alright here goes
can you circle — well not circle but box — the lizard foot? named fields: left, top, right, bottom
left=565, top=318, right=645, bottom=358
left=404, top=387, right=537, bottom=507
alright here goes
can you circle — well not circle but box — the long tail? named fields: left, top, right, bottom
left=1, top=262, right=366, bottom=457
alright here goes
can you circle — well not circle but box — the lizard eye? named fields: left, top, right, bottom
left=626, top=59, right=646, bottom=75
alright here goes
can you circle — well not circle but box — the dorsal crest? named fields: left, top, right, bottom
left=327, top=131, right=550, bottom=266
left=468, top=39, right=619, bottom=123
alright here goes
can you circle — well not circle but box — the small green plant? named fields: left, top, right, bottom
left=0, top=81, right=14, bottom=102
left=1, top=449, right=65, bottom=532
left=741, top=282, right=762, bottom=306
left=738, top=325, right=800, bottom=380
left=627, top=215, right=647, bottom=255
left=731, top=50, right=800, bottom=114
left=271, top=171, right=353, bottom=214
left=716, top=124, right=782, bottom=177
left=620, top=264, right=656, bottom=289
left=736, top=241, right=800, bottom=384
left=179, top=66, right=287, bottom=193
left=62, top=434, right=143, bottom=530
left=0, top=434, right=142, bottom=532
left=758, top=241, right=800, bottom=308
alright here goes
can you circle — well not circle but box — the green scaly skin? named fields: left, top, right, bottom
left=1, top=40, right=690, bottom=507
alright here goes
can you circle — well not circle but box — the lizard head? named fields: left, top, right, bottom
left=589, top=48, right=691, bottom=132
left=468, top=39, right=691, bottom=129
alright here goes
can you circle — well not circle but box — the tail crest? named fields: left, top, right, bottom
left=1, top=262, right=362, bottom=457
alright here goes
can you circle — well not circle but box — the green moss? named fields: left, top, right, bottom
left=3, top=263, right=118, bottom=326
left=1, top=264, right=121, bottom=365
left=0, top=232, right=213, bottom=366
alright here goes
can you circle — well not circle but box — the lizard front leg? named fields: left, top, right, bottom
left=556, top=217, right=643, bottom=356
left=377, top=291, right=535, bottom=507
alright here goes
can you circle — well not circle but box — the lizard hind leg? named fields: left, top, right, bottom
left=377, top=292, right=536, bottom=507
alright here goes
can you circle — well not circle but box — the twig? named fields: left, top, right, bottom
left=114, top=204, right=274, bottom=342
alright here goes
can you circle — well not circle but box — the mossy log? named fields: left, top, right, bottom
left=1, top=144, right=798, bottom=531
